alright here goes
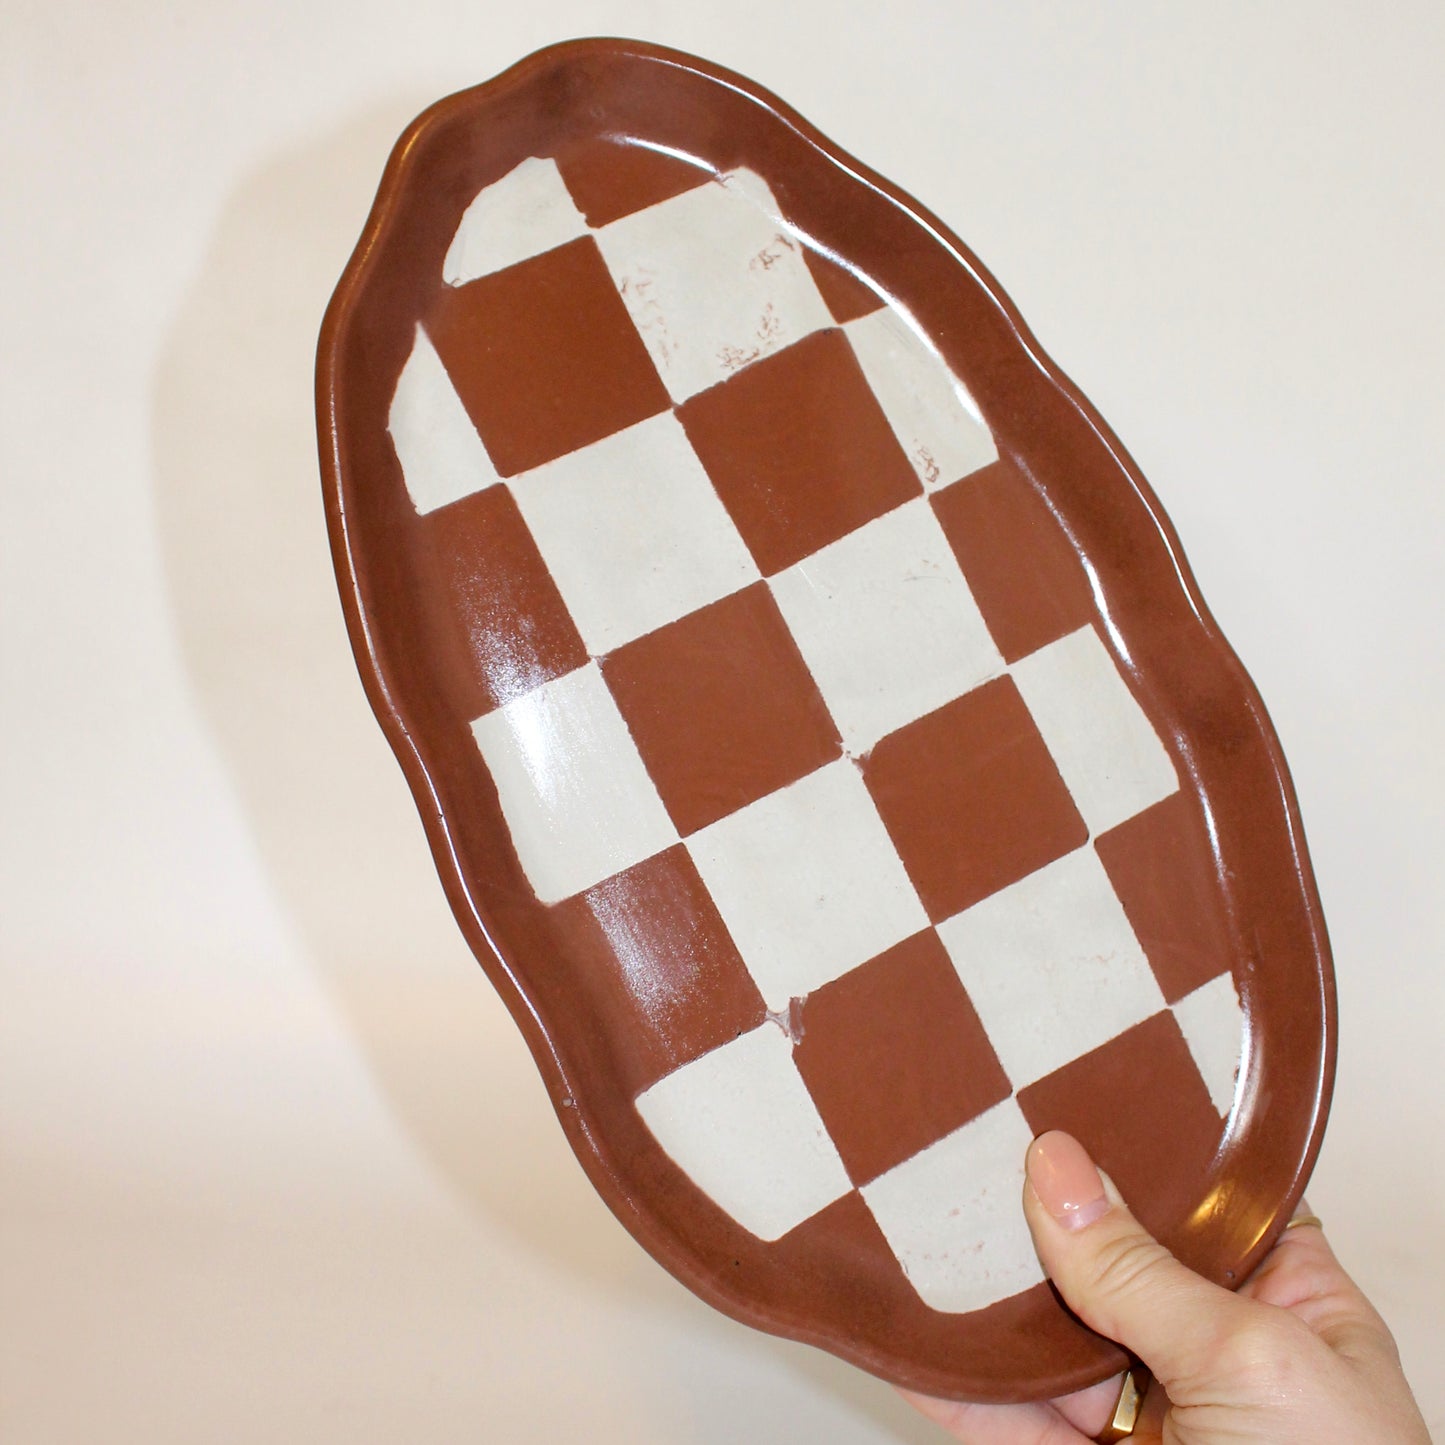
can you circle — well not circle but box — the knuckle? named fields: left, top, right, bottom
left=1082, top=1228, right=1172, bottom=1306
left=1211, top=1311, right=1315, bottom=1390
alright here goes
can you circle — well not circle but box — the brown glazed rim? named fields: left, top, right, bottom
left=316, top=38, right=1336, bottom=1401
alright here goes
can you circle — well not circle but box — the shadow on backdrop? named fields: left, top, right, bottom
left=149, top=89, right=654, bottom=1290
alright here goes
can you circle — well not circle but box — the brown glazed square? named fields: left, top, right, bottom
left=554, top=137, right=711, bottom=228
left=678, top=328, right=921, bottom=575
left=862, top=677, right=1088, bottom=923
left=1016, top=1010, right=1226, bottom=1238
left=793, top=931, right=1011, bottom=1186
left=543, top=846, right=767, bottom=1096
left=417, top=484, right=589, bottom=718
left=1095, top=793, right=1237, bottom=1004
left=426, top=235, right=670, bottom=476
left=932, top=458, right=1095, bottom=663
left=601, top=582, right=841, bottom=836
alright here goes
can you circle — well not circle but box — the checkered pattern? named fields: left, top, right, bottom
left=387, top=153, right=1245, bottom=1315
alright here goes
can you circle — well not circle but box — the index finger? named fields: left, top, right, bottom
left=1238, top=1201, right=1395, bottom=1362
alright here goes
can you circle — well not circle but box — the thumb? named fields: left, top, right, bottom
left=1023, top=1131, right=1250, bottom=1393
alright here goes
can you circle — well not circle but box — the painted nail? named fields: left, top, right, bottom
left=1027, top=1131, right=1109, bottom=1231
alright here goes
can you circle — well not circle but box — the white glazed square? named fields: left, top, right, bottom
left=769, top=498, right=1003, bottom=754
left=388, top=326, right=501, bottom=513
left=635, top=1023, right=852, bottom=1241
left=1011, top=625, right=1179, bottom=836
left=1172, top=972, right=1246, bottom=1118
left=509, top=412, right=759, bottom=654
left=844, top=306, right=996, bottom=490
left=443, top=156, right=590, bottom=286
left=860, top=1099, right=1044, bottom=1312
left=686, top=759, right=928, bottom=1011
left=937, top=847, right=1165, bottom=1088
left=594, top=168, right=834, bottom=402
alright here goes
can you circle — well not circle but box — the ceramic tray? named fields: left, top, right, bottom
left=316, top=39, right=1335, bottom=1402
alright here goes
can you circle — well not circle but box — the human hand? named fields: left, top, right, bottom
left=901, top=1131, right=1431, bottom=1444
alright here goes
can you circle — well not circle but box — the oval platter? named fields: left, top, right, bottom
left=316, top=38, right=1335, bottom=1402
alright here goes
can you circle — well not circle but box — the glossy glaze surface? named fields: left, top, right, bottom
left=317, top=39, right=1335, bottom=1401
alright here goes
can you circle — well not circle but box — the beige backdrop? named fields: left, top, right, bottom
left=3, top=2, right=1441, bottom=1440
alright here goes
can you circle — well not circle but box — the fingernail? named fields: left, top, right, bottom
left=1027, top=1132, right=1109, bottom=1231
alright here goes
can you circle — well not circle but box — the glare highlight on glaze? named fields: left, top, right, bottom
left=844, top=305, right=996, bottom=488
left=469, top=663, right=676, bottom=903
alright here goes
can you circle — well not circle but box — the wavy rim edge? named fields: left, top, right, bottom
left=315, top=36, right=1336, bottom=1402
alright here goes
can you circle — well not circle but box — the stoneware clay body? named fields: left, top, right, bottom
left=316, top=38, right=1335, bottom=1402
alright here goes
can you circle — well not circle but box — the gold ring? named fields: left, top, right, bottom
left=1285, top=1213, right=1324, bottom=1232
left=1096, top=1366, right=1149, bottom=1442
